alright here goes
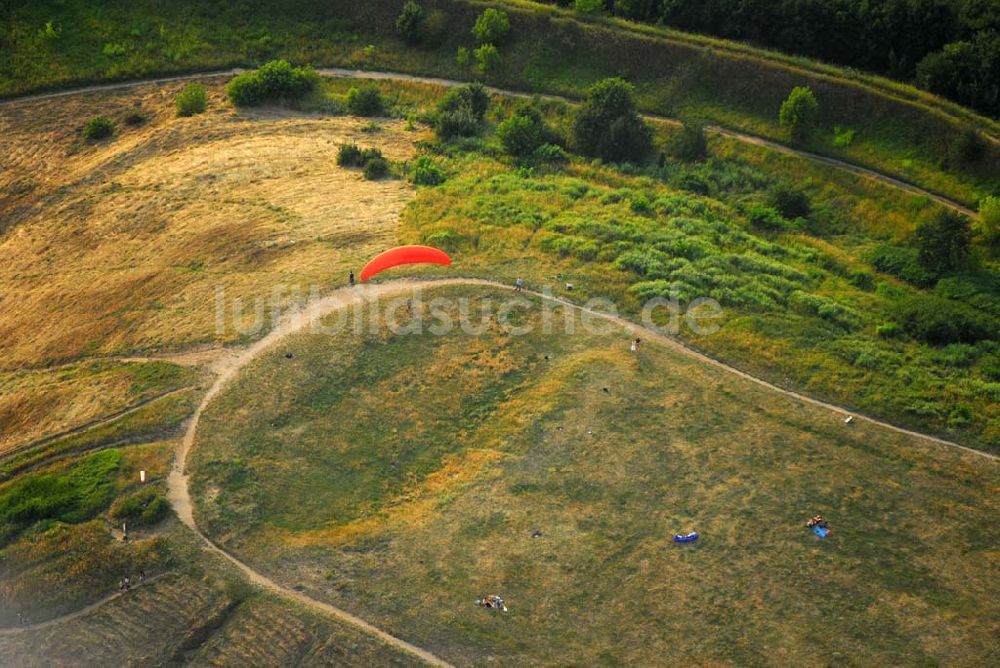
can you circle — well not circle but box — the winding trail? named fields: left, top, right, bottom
left=0, top=67, right=980, bottom=217
left=164, top=277, right=995, bottom=666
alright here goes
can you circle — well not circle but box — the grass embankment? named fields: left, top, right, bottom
left=189, top=286, right=1000, bottom=665
left=0, top=360, right=197, bottom=455
left=2, top=0, right=997, bottom=206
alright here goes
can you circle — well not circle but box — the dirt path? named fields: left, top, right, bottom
left=0, top=573, right=170, bottom=636
left=0, top=67, right=980, bottom=217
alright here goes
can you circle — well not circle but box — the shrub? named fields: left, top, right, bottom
left=436, top=84, right=490, bottom=139
left=175, top=82, right=207, bottom=117
left=123, top=111, right=147, bottom=126
left=745, top=204, right=790, bottom=230
left=534, top=143, right=569, bottom=163
left=779, top=86, right=819, bottom=142
left=474, top=43, right=500, bottom=73
left=913, top=210, right=973, bottom=277
left=848, top=270, right=875, bottom=291
left=226, top=59, right=317, bottom=106
left=82, top=116, right=114, bottom=141
left=497, top=106, right=544, bottom=158
left=892, top=296, right=996, bottom=345
left=573, top=0, right=604, bottom=14
left=363, top=157, right=390, bottom=180
left=572, top=77, right=651, bottom=163
left=832, top=126, right=856, bottom=147
left=767, top=183, right=811, bottom=219
left=346, top=85, right=384, bottom=116
left=109, top=487, right=170, bottom=527
left=472, top=8, right=510, bottom=45
left=411, top=155, right=446, bottom=185
left=668, top=119, right=708, bottom=161
left=337, top=143, right=363, bottom=166
left=865, top=245, right=935, bottom=287
left=396, top=1, right=424, bottom=44
left=950, top=126, right=985, bottom=166
left=978, top=196, right=1000, bottom=246
left=876, top=322, right=900, bottom=338
left=456, top=47, right=471, bottom=67
left=359, top=147, right=384, bottom=164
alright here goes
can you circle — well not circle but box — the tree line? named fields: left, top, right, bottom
left=550, top=0, right=1000, bottom=119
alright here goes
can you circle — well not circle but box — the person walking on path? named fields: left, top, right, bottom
left=349, top=271, right=355, bottom=287
left=515, top=277, right=524, bottom=292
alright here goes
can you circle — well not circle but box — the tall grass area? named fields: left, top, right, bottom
left=394, top=111, right=999, bottom=452
left=2, top=0, right=997, bottom=205
left=188, top=286, right=1000, bottom=665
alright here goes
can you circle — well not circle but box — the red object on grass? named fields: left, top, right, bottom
left=359, top=245, right=452, bottom=281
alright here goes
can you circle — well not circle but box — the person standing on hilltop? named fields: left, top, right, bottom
left=348, top=271, right=355, bottom=287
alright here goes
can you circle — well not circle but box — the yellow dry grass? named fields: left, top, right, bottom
left=0, top=79, right=424, bottom=367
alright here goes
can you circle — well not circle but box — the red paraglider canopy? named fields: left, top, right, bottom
left=359, top=245, right=452, bottom=281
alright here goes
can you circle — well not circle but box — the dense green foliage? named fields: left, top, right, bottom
left=497, top=105, right=547, bottom=158
left=109, top=486, right=170, bottom=527
left=980, top=196, right=1000, bottom=245
left=395, top=1, right=424, bottom=44
left=410, top=155, right=446, bottom=185
left=435, top=83, right=490, bottom=139
left=667, top=119, right=708, bottom=161
left=472, top=8, right=510, bottom=44
left=174, top=82, right=207, bottom=116
left=473, top=43, right=500, bottom=73
left=362, top=156, right=390, bottom=179
left=0, top=451, right=122, bottom=546
left=914, top=211, right=973, bottom=277
left=81, top=116, right=114, bottom=141
left=572, top=77, right=651, bottom=162
left=226, top=59, right=316, bottom=106
left=892, top=295, right=996, bottom=345
left=548, top=0, right=1000, bottom=118
left=779, top=86, right=819, bottom=141
left=346, top=84, right=385, bottom=116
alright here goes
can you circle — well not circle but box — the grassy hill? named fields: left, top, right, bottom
left=189, top=286, right=1000, bottom=665
left=3, top=0, right=998, bottom=207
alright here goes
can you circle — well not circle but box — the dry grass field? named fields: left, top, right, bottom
left=0, top=77, right=423, bottom=368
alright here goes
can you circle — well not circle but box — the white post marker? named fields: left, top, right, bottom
left=140, top=469, right=147, bottom=483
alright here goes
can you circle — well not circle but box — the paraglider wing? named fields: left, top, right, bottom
left=359, top=245, right=452, bottom=281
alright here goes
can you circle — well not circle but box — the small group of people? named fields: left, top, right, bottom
left=118, top=570, right=145, bottom=592
left=805, top=515, right=828, bottom=530
left=475, top=594, right=508, bottom=612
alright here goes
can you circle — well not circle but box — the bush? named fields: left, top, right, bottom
left=573, top=0, right=604, bottom=14
left=865, top=245, right=935, bottom=287
left=913, top=210, right=972, bottom=277
left=572, top=77, right=651, bottom=163
left=745, top=204, right=791, bottom=230
left=978, top=196, right=1000, bottom=246
left=474, top=43, right=500, bottom=73
left=456, top=47, right=470, bottom=67
left=346, top=85, right=384, bottom=116
left=779, top=86, right=819, bottom=142
left=848, top=270, right=875, bottom=291
left=534, top=143, right=569, bottom=163
left=175, top=82, right=207, bottom=117
left=497, top=106, right=544, bottom=158
left=359, top=147, right=384, bottom=164
left=768, top=183, right=811, bottom=219
left=472, top=8, right=510, bottom=44
left=363, top=157, right=390, bottom=180
left=226, top=59, right=317, bottom=106
left=337, top=143, right=363, bottom=166
left=82, top=116, right=114, bottom=141
left=949, top=126, right=986, bottom=166
left=123, top=111, right=148, bottom=126
left=668, top=119, right=708, bottom=161
left=436, top=84, right=490, bottom=139
left=892, top=296, right=996, bottom=345
left=876, top=322, right=900, bottom=338
left=109, top=487, right=170, bottom=527
left=411, top=155, right=446, bottom=185
left=396, top=1, right=424, bottom=44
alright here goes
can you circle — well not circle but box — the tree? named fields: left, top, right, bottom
left=435, top=84, right=491, bottom=139
left=779, top=86, right=819, bottom=142
left=474, top=43, right=500, bottom=73
left=497, top=106, right=544, bottom=158
left=472, top=8, right=510, bottom=45
left=667, top=118, right=707, bottom=161
left=978, top=196, right=1000, bottom=246
left=396, top=1, right=424, bottom=44
left=913, top=211, right=973, bottom=277
left=572, top=77, right=651, bottom=162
